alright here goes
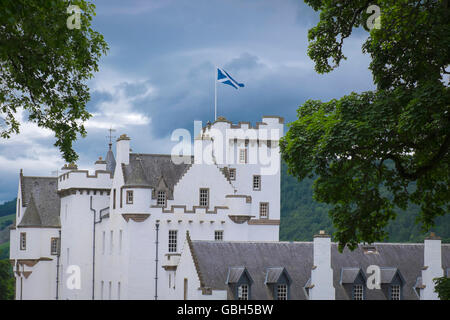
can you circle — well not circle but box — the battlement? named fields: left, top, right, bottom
left=58, top=169, right=113, bottom=192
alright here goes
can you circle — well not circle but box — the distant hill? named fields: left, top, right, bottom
left=280, top=162, right=450, bottom=243
left=0, top=199, right=15, bottom=218
left=0, top=199, right=15, bottom=260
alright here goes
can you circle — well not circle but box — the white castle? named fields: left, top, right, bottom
left=9, top=116, right=284, bottom=300
left=9, top=115, right=449, bottom=300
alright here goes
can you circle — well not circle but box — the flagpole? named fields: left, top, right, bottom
left=214, top=67, right=217, bottom=121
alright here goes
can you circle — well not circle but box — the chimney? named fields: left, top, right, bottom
left=421, top=232, right=443, bottom=300
left=116, top=134, right=131, bottom=165
left=61, top=163, right=78, bottom=173
left=309, top=230, right=335, bottom=300
left=94, top=156, right=107, bottom=171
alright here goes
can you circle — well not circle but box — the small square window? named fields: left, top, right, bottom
left=199, top=188, right=209, bottom=207
left=229, top=168, right=236, bottom=180
left=126, top=190, right=133, bottom=204
left=157, top=190, right=166, bottom=207
left=20, top=232, right=26, bottom=250
left=50, top=237, right=60, bottom=255
left=277, top=284, right=287, bottom=300
left=253, top=175, right=261, bottom=191
left=238, top=284, right=249, bottom=300
left=214, top=230, right=224, bottom=241
left=259, top=203, right=269, bottom=219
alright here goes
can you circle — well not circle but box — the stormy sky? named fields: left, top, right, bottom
left=0, top=0, right=375, bottom=203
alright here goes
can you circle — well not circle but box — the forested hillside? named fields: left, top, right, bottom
left=280, top=162, right=450, bottom=243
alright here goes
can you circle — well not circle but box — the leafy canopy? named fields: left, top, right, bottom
left=0, top=0, right=108, bottom=162
left=280, top=0, right=449, bottom=250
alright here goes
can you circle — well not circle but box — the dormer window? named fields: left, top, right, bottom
left=157, top=191, right=166, bottom=207
left=226, top=267, right=253, bottom=300
left=380, top=268, right=405, bottom=300
left=340, top=268, right=366, bottom=300
left=265, top=267, right=292, bottom=300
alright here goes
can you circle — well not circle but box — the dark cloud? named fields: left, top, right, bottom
left=0, top=0, right=375, bottom=203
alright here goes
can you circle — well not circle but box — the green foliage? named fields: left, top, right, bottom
left=0, top=259, right=14, bottom=300
left=434, top=277, right=450, bottom=300
left=279, top=161, right=450, bottom=243
left=0, top=199, right=15, bottom=218
left=0, top=0, right=108, bottom=162
left=0, top=244, right=9, bottom=261
left=281, top=0, right=449, bottom=251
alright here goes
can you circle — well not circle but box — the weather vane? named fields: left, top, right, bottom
left=107, top=127, right=116, bottom=150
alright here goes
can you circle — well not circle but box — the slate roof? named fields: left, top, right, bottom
left=189, top=241, right=450, bottom=300
left=106, top=148, right=116, bottom=173
left=226, top=267, right=247, bottom=284
left=18, top=175, right=60, bottom=228
left=121, top=154, right=193, bottom=191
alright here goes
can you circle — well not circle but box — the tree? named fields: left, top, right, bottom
left=0, top=258, right=14, bottom=300
left=434, top=277, right=450, bottom=300
left=0, top=0, right=108, bottom=162
left=280, top=0, right=449, bottom=250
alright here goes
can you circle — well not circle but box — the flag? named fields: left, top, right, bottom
left=217, top=68, right=245, bottom=89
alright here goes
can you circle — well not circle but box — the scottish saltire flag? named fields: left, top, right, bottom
left=217, top=68, right=245, bottom=89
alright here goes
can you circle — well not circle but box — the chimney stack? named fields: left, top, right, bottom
left=421, top=232, right=443, bottom=300
left=116, top=134, right=131, bottom=165
left=94, top=157, right=107, bottom=171
left=309, top=230, right=335, bottom=300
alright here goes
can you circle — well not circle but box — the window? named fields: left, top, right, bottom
left=126, top=190, right=133, bottom=204
left=199, top=188, right=209, bottom=207
left=253, top=175, right=261, bottom=191
left=118, top=282, right=121, bottom=300
left=20, top=233, right=26, bottom=250
left=214, top=230, right=224, bottom=241
left=353, top=285, right=364, bottom=300
left=229, top=168, right=236, bottom=180
left=109, top=281, right=112, bottom=300
left=101, top=281, right=104, bottom=300
left=169, top=230, right=178, bottom=253
left=259, top=203, right=269, bottom=219
left=277, top=284, right=287, bottom=300
left=391, top=285, right=401, bottom=300
left=50, top=238, right=59, bottom=255
left=239, top=149, right=247, bottom=164
left=238, top=284, right=249, bottom=300
left=113, top=189, right=116, bottom=209
left=157, top=191, right=166, bottom=207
